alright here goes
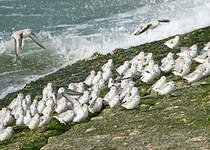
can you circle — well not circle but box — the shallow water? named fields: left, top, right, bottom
left=0, top=0, right=210, bottom=99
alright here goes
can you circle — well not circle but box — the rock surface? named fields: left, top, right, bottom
left=0, top=26, right=210, bottom=149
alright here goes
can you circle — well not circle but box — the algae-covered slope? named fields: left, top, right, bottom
left=0, top=26, right=210, bottom=149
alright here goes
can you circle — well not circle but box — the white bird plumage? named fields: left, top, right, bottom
left=84, top=70, right=96, bottom=86
left=88, top=97, right=103, bottom=113
left=164, top=36, right=180, bottom=49
left=156, top=81, right=176, bottom=95
left=53, top=110, right=74, bottom=125
left=152, top=76, right=167, bottom=92
left=11, top=29, right=46, bottom=57
left=121, top=95, right=140, bottom=110
left=0, top=127, right=13, bottom=142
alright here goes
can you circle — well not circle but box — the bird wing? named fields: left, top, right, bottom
left=14, top=33, right=23, bottom=57
left=158, top=19, right=170, bottom=23
left=134, top=24, right=152, bottom=35
left=65, top=89, right=84, bottom=96
left=29, top=32, right=46, bottom=49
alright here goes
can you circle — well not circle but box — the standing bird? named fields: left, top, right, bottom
left=134, top=19, right=170, bottom=35
left=11, top=29, right=46, bottom=57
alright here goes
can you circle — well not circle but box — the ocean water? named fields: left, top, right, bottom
left=0, top=0, right=210, bottom=99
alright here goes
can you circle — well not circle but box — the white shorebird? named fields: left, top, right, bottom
left=160, top=52, right=174, bottom=72
left=196, top=59, right=210, bottom=77
left=16, top=114, right=24, bottom=126
left=137, top=62, right=144, bottom=73
left=156, top=81, right=176, bottom=95
left=123, top=63, right=137, bottom=78
left=37, top=100, right=46, bottom=114
left=55, top=97, right=68, bottom=114
left=8, top=93, right=24, bottom=110
left=120, top=79, right=130, bottom=89
left=101, top=59, right=113, bottom=72
left=142, top=53, right=153, bottom=66
left=116, top=61, right=130, bottom=75
left=104, top=86, right=118, bottom=105
left=175, top=55, right=192, bottom=66
left=88, top=97, right=103, bottom=113
left=12, top=105, right=24, bottom=120
left=108, top=95, right=120, bottom=108
left=68, top=83, right=77, bottom=91
left=164, top=36, right=180, bottom=49
left=177, top=44, right=198, bottom=58
left=39, top=112, right=51, bottom=127
left=194, top=51, right=210, bottom=63
left=183, top=69, right=203, bottom=83
left=28, top=113, right=40, bottom=130
left=24, top=95, right=32, bottom=109
left=122, top=87, right=139, bottom=103
left=62, top=92, right=88, bottom=123
left=24, top=109, right=32, bottom=125
left=92, top=71, right=102, bottom=85
left=11, top=29, right=46, bottom=57
left=53, top=110, right=74, bottom=125
left=130, top=51, right=145, bottom=65
left=143, top=60, right=155, bottom=73
left=102, top=69, right=112, bottom=81
left=141, top=65, right=160, bottom=83
left=3, top=111, right=13, bottom=126
left=78, top=91, right=90, bottom=105
left=42, top=105, right=54, bottom=117
left=0, top=127, right=13, bottom=141
left=30, top=100, right=38, bottom=117
left=97, top=79, right=105, bottom=90
left=76, top=82, right=85, bottom=93
left=121, top=95, right=140, bottom=110
left=42, top=82, right=53, bottom=99
left=152, top=76, right=167, bottom=92
left=134, top=19, right=170, bottom=35
left=84, top=70, right=96, bottom=86
left=120, top=81, right=134, bottom=100
left=173, top=63, right=190, bottom=77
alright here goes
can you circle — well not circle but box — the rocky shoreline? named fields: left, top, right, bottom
left=0, top=26, right=210, bottom=149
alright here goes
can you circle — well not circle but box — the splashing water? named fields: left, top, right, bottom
left=0, top=0, right=210, bottom=99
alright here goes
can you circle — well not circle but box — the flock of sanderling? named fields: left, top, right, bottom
left=0, top=36, right=210, bottom=142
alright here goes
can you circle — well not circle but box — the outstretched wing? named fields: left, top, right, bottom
left=14, top=33, right=23, bottom=57
left=134, top=24, right=152, bottom=36
left=29, top=32, right=46, bottom=49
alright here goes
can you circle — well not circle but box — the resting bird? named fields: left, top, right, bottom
left=11, top=29, right=46, bottom=57
left=164, top=36, right=180, bottom=49
left=134, top=19, right=170, bottom=35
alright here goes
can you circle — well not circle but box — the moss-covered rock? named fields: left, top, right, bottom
left=0, top=26, right=210, bottom=149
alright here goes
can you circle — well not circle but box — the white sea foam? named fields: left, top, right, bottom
left=0, top=0, right=210, bottom=99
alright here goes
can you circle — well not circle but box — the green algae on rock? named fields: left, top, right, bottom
left=0, top=26, right=210, bottom=149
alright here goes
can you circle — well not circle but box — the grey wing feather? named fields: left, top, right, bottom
left=29, top=33, right=46, bottom=49
left=134, top=24, right=152, bottom=35
left=14, top=34, right=22, bottom=57
left=65, top=89, right=84, bottom=96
